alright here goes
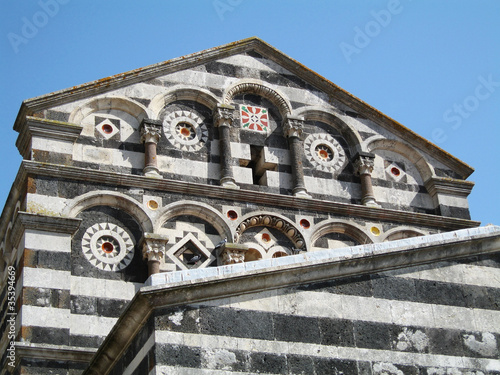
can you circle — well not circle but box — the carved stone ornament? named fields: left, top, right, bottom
left=142, top=234, right=169, bottom=262
left=213, top=105, right=235, bottom=127
left=283, top=117, right=304, bottom=138
left=140, top=123, right=162, bottom=144
left=163, top=110, right=208, bottom=151
left=354, top=155, right=375, bottom=175
left=219, top=245, right=247, bottom=265
left=81, top=223, right=135, bottom=272
left=304, top=133, right=347, bottom=174
left=235, top=215, right=305, bottom=250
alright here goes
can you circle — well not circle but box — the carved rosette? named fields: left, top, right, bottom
left=235, top=215, right=305, bottom=250
left=140, top=122, right=162, bottom=144
left=213, top=105, right=235, bottom=128
left=354, top=155, right=375, bottom=175
left=283, top=118, right=304, bottom=139
left=142, top=234, right=169, bottom=262
left=81, top=223, right=135, bottom=272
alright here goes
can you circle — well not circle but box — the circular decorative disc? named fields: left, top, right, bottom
left=304, top=133, right=346, bottom=174
left=163, top=110, right=208, bottom=151
left=81, top=223, right=135, bottom=271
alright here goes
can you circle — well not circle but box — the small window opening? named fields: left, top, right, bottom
left=244, top=145, right=277, bottom=186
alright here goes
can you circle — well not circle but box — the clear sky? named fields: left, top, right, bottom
left=0, top=0, right=499, bottom=224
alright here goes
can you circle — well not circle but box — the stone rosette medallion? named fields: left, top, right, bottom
left=163, top=110, right=208, bottom=151
left=81, top=223, right=135, bottom=271
left=304, top=133, right=346, bottom=174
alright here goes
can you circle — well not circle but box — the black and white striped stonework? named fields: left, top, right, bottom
left=104, top=230, right=500, bottom=375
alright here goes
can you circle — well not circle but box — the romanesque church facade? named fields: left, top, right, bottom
left=1, top=38, right=499, bottom=374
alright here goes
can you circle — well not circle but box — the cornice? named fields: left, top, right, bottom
left=21, top=160, right=480, bottom=231
left=10, top=212, right=81, bottom=249
left=12, top=37, right=473, bottom=178
left=15, top=116, right=83, bottom=157
left=425, top=177, right=475, bottom=198
left=15, top=342, right=96, bottom=363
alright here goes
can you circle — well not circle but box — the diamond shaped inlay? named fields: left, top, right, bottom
left=96, top=119, right=120, bottom=139
left=385, top=162, right=406, bottom=182
left=254, top=228, right=277, bottom=250
left=166, top=233, right=215, bottom=270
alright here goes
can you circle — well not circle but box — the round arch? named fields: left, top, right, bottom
left=149, top=86, right=221, bottom=119
left=311, top=219, right=372, bottom=246
left=235, top=211, right=306, bottom=250
left=223, top=79, right=292, bottom=118
left=366, top=137, right=434, bottom=182
left=293, top=107, right=363, bottom=153
left=62, top=191, right=153, bottom=233
left=69, top=96, right=151, bottom=124
left=382, top=227, right=427, bottom=242
left=154, top=201, right=233, bottom=241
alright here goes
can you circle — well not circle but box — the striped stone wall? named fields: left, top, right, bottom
left=121, top=253, right=500, bottom=374
left=37, top=51, right=468, bottom=216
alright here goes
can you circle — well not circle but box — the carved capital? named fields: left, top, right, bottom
left=218, top=243, right=249, bottom=265
left=142, top=233, right=169, bottom=262
left=140, top=119, right=162, bottom=144
left=283, top=116, right=304, bottom=138
left=353, top=153, right=375, bottom=175
left=213, top=104, right=235, bottom=128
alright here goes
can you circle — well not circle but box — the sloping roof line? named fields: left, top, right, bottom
left=13, top=37, right=473, bottom=178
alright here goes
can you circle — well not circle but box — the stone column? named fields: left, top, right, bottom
left=213, top=104, right=239, bottom=188
left=140, top=119, right=162, bottom=177
left=353, top=152, right=379, bottom=207
left=283, top=116, right=311, bottom=198
left=142, top=233, right=169, bottom=276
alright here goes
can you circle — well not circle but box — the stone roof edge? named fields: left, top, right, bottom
left=12, top=37, right=473, bottom=178
left=83, top=225, right=500, bottom=375
left=146, top=225, right=500, bottom=288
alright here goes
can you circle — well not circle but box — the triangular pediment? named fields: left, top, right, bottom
left=13, top=37, right=473, bottom=178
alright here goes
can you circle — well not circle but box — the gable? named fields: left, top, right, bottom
left=13, top=38, right=473, bottom=179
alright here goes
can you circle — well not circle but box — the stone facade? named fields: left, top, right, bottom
left=0, top=38, right=497, bottom=374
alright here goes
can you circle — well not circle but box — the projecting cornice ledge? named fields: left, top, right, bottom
left=425, top=177, right=475, bottom=198
left=15, top=116, right=83, bottom=158
left=20, top=160, right=480, bottom=231
left=83, top=225, right=500, bottom=375
left=15, top=342, right=96, bottom=366
left=10, top=212, right=81, bottom=249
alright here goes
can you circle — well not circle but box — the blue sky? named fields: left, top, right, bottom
left=0, top=0, right=499, bottom=224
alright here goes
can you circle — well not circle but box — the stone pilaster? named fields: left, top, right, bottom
left=283, top=116, right=311, bottom=198
left=353, top=152, right=379, bottom=207
left=214, top=104, right=239, bottom=188
left=141, top=233, right=169, bottom=276
left=140, top=119, right=162, bottom=177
